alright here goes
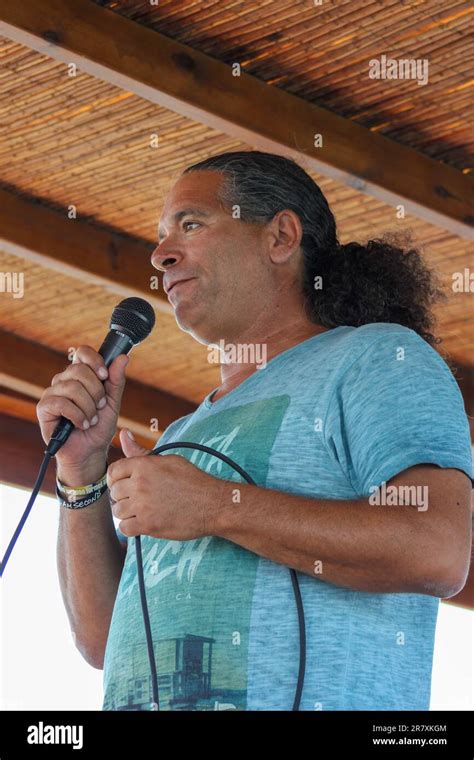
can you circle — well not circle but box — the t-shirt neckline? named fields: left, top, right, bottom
left=204, top=326, right=344, bottom=409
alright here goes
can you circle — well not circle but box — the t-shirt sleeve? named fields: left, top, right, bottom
left=324, top=328, right=473, bottom=496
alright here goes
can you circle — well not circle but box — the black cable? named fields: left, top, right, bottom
left=0, top=451, right=52, bottom=577
left=135, top=535, right=160, bottom=710
left=141, top=441, right=307, bottom=711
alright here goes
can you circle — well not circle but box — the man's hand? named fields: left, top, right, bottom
left=108, top=429, right=226, bottom=540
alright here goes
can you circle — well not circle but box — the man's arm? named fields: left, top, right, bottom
left=212, top=464, right=472, bottom=598
left=442, top=501, right=473, bottom=609
left=57, top=457, right=126, bottom=670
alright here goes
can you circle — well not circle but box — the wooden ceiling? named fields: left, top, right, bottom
left=0, top=0, right=472, bottom=460
left=86, top=0, right=472, bottom=169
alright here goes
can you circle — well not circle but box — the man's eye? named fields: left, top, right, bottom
left=183, top=221, right=201, bottom=232
left=157, top=221, right=201, bottom=244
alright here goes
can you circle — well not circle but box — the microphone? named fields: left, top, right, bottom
left=45, top=297, right=156, bottom=456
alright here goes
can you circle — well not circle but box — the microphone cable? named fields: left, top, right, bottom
left=143, top=441, right=306, bottom=712
left=0, top=452, right=52, bottom=577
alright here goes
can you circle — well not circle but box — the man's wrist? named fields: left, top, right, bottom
left=56, top=456, right=108, bottom=488
left=210, top=478, right=243, bottom=539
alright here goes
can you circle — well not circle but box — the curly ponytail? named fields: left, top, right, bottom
left=303, top=234, right=445, bottom=347
left=184, top=150, right=445, bottom=347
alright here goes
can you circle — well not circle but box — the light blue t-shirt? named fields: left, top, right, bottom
left=103, top=323, right=472, bottom=711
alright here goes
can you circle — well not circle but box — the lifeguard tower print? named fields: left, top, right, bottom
left=104, top=634, right=245, bottom=711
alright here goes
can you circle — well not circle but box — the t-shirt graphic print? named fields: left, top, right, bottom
left=103, top=396, right=291, bottom=711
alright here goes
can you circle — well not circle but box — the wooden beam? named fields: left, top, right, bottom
left=0, top=0, right=472, bottom=238
left=0, top=330, right=196, bottom=439
left=0, top=412, right=59, bottom=495
left=0, top=386, right=38, bottom=424
left=452, top=363, right=474, bottom=441
left=0, top=386, right=154, bottom=450
left=0, top=412, right=127, bottom=495
left=0, top=188, right=171, bottom=315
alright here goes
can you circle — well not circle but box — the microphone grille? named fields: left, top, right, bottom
left=110, top=297, right=156, bottom=343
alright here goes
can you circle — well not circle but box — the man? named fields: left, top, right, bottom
left=39, top=151, right=472, bottom=711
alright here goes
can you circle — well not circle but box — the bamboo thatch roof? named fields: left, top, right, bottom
left=0, top=0, right=472, bottom=452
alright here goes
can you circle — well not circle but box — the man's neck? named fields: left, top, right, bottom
left=212, top=321, right=329, bottom=400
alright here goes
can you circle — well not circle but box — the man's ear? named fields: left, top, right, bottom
left=267, top=209, right=303, bottom=265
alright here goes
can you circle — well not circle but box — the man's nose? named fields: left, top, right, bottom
left=150, top=241, right=182, bottom=271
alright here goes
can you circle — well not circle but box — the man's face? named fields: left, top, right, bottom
left=151, top=170, right=272, bottom=345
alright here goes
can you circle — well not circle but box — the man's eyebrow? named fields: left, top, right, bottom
left=157, top=207, right=211, bottom=241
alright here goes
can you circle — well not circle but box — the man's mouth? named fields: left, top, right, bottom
left=167, top=278, right=196, bottom=296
